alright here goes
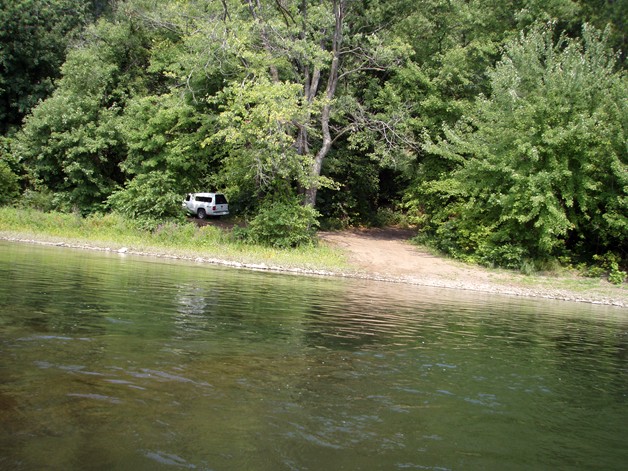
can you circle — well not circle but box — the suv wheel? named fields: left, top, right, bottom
left=197, top=208, right=207, bottom=219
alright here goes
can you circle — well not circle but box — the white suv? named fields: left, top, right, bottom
left=182, top=193, right=229, bottom=219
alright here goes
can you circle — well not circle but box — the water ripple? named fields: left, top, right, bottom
left=144, top=450, right=196, bottom=468
left=67, top=393, right=122, bottom=404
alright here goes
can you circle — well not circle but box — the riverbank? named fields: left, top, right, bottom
left=319, top=228, right=627, bottom=308
left=1, top=228, right=626, bottom=308
left=1, top=208, right=626, bottom=308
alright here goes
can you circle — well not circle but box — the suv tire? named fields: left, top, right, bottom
left=197, top=208, right=207, bottom=219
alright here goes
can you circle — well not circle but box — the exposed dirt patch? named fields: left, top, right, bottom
left=319, top=227, right=486, bottom=283
left=318, top=227, right=627, bottom=307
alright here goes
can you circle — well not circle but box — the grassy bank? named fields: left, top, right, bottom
left=0, top=207, right=349, bottom=272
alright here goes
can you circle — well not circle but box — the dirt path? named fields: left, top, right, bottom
left=319, top=228, right=487, bottom=283
left=318, top=228, right=627, bottom=307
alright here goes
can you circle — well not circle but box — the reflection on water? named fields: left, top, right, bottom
left=0, top=241, right=627, bottom=470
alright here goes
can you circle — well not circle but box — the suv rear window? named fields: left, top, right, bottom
left=215, top=194, right=228, bottom=204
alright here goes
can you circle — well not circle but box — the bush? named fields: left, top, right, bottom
left=107, top=172, right=184, bottom=222
left=420, top=24, right=627, bottom=268
left=0, top=161, right=19, bottom=206
left=17, top=188, right=59, bottom=212
left=244, top=198, right=320, bottom=248
left=372, top=207, right=412, bottom=228
left=476, top=243, right=529, bottom=270
left=583, top=253, right=627, bottom=285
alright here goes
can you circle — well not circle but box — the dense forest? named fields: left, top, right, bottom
left=0, top=0, right=626, bottom=273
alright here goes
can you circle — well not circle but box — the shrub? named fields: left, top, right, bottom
left=107, top=172, right=184, bottom=222
left=244, top=198, right=320, bottom=248
left=18, top=188, right=59, bottom=212
left=0, top=161, right=19, bottom=206
left=584, top=252, right=627, bottom=285
left=373, top=207, right=412, bottom=228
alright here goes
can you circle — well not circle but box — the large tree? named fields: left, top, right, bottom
left=14, top=15, right=156, bottom=212
left=168, top=0, right=415, bottom=207
left=0, top=0, right=109, bottom=134
left=421, top=23, right=627, bottom=267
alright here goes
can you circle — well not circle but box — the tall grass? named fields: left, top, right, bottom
left=0, top=207, right=348, bottom=272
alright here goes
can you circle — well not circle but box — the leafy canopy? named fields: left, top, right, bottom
left=422, top=22, right=627, bottom=267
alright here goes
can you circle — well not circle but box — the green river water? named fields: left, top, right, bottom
left=0, top=241, right=626, bottom=470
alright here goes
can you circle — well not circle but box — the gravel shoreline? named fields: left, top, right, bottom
left=2, top=236, right=626, bottom=308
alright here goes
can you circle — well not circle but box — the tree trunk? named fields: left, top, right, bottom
left=304, top=0, right=343, bottom=207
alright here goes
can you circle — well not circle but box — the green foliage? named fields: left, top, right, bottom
left=582, top=253, right=627, bottom=285
left=577, top=0, right=627, bottom=65
left=209, top=78, right=312, bottom=196
left=0, top=206, right=349, bottom=272
left=317, top=150, right=381, bottom=226
left=5, top=0, right=628, bottom=262
left=107, top=171, right=184, bottom=222
left=0, top=160, right=19, bottom=205
left=15, top=83, right=124, bottom=212
left=13, top=16, right=159, bottom=212
left=419, top=23, right=627, bottom=268
left=0, top=0, right=92, bottom=132
left=395, top=0, right=591, bottom=222
left=0, top=137, right=20, bottom=205
left=119, top=93, right=214, bottom=192
left=608, top=269, right=627, bottom=286
left=18, top=188, right=61, bottom=213
left=243, top=197, right=320, bottom=248
left=372, top=207, right=412, bottom=228
left=151, top=220, right=197, bottom=244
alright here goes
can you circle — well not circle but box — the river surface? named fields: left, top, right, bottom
left=0, top=241, right=626, bottom=470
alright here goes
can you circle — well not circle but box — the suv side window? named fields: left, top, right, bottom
left=197, top=196, right=213, bottom=203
